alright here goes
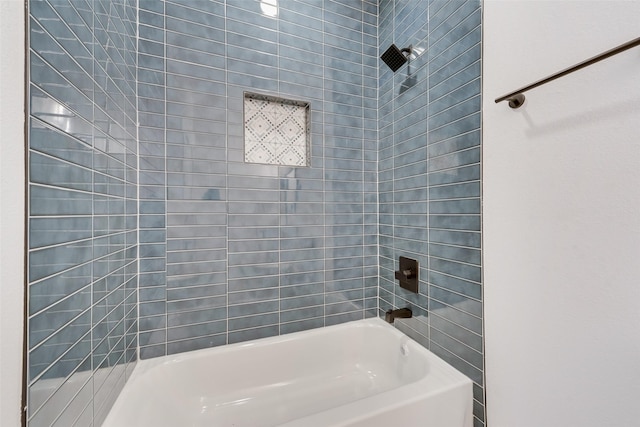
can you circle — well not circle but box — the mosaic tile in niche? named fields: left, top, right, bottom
left=244, top=92, right=310, bottom=167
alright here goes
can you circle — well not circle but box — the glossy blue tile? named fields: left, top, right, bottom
left=30, top=0, right=138, bottom=418
left=325, top=311, right=363, bottom=326
left=166, top=334, right=226, bottom=355
left=28, top=311, right=91, bottom=380
left=429, top=214, right=481, bottom=231
left=29, top=3, right=484, bottom=423
left=29, top=283, right=91, bottom=349
left=167, top=320, right=226, bottom=342
left=428, top=130, right=480, bottom=160
left=30, top=53, right=93, bottom=122
left=280, top=293, right=325, bottom=312
left=430, top=311, right=483, bottom=352
left=280, top=318, right=324, bottom=335
left=30, top=185, right=92, bottom=217
left=164, top=2, right=222, bottom=26
left=380, top=0, right=484, bottom=418
left=170, top=11, right=221, bottom=39
left=139, top=22, right=164, bottom=42
left=429, top=181, right=480, bottom=200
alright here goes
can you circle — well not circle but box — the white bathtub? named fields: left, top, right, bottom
left=103, top=318, right=472, bottom=427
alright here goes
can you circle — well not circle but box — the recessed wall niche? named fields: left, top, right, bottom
left=243, top=92, right=310, bottom=167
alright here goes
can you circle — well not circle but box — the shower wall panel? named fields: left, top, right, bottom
left=27, top=0, right=138, bottom=425
left=137, top=0, right=379, bottom=358
left=26, top=1, right=486, bottom=426
left=378, top=0, right=484, bottom=425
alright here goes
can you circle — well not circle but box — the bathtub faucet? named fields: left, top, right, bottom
left=385, top=307, right=412, bottom=324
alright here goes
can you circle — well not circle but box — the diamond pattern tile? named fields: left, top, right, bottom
left=244, top=93, right=309, bottom=166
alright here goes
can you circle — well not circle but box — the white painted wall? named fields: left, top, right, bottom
left=0, top=1, right=25, bottom=426
left=484, top=1, right=640, bottom=426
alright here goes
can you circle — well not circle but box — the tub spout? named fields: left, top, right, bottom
left=385, top=307, right=412, bottom=323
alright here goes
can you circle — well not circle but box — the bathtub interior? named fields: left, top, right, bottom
left=103, top=319, right=472, bottom=427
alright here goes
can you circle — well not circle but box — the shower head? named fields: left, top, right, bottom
left=380, top=44, right=412, bottom=72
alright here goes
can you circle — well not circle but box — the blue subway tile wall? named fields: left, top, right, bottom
left=137, top=0, right=379, bottom=357
left=378, top=0, right=484, bottom=426
left=27, top=1, right=485, bottom=425
left=166, top=0, right=228, bottom=354
left=137, top=0, right=168, bottom=360
left=27, top=0, right=138, bottom=426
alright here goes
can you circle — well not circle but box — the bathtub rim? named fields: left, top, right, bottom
left=130, top=317, right=467, bottom=384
